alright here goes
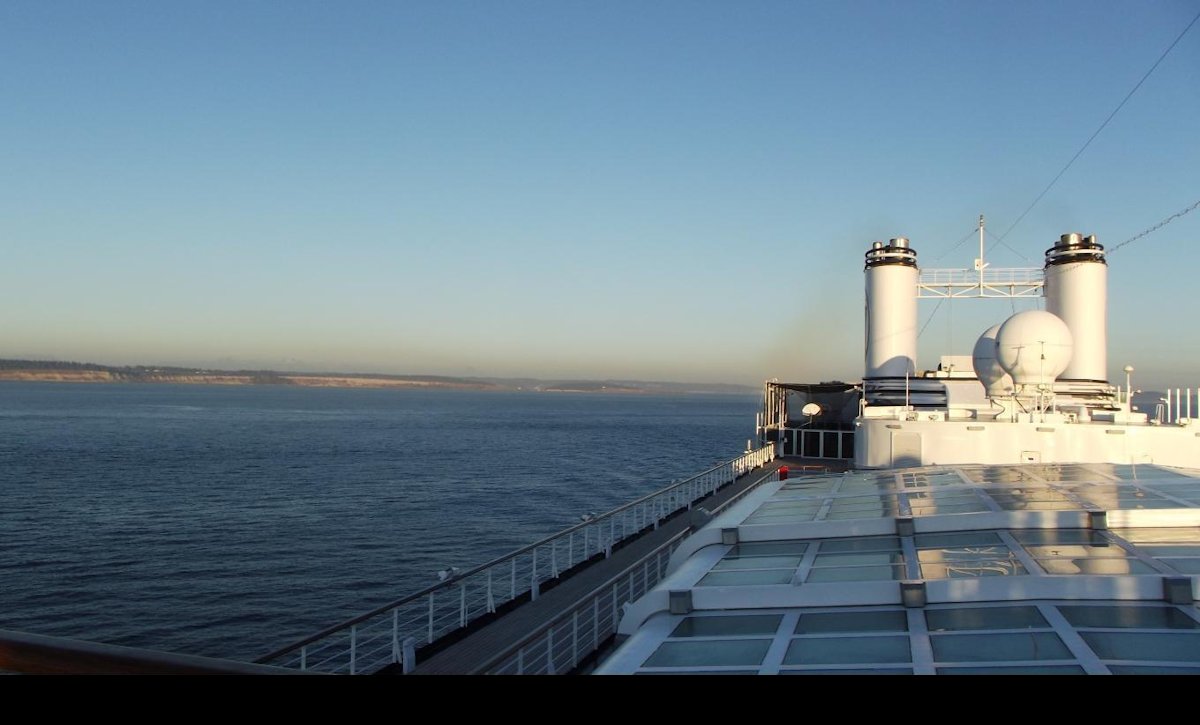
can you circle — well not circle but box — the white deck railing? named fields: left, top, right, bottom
left=480, top=463, right=802, bottom=675
left=255, top=444, right=777, bottom=674
left=917, top=267, right=1044, bottom=298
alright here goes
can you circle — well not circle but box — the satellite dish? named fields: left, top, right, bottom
left=801, top=403, right=822, bottom=417
left=995, top=310, right=1073, bottom=387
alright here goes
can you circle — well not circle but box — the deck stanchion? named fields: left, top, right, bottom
left=428, top=593, right=435, bottom=643
left=392, top=609, right=400, bottom=664
left=531, top=549, right=539, bottom=601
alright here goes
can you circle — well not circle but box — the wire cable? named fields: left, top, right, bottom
left=930, top=227, right=983, bottom=263
left=1109, top=197, right=1200, bottom=254
left=916, top=297, right=945, bottom=339
left=993, top=9, right=1200, bottom=246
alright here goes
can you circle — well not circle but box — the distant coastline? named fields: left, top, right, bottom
left=0, top=359, right=755, bottom=396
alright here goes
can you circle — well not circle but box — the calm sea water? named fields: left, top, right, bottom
left=0, top=382, right=757, bottom=661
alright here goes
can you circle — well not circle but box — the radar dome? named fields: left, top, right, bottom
left=995, top=310, right=1074, bottom=388
left=972, top=324, right=1014, bottom=397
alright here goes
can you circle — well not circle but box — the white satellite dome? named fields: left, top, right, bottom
left=995, top=310, right=1074, bottom=387
left=972, top=324, right=1014, bottom=398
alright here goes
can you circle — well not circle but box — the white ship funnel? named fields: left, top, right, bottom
left=1044, top=232, right=1107, bottom=382
left=995, top=310, right=1074, bottom=389
left=972, top=324, right=1014, bottom=398
left=864, top=238, right=918, bottom=379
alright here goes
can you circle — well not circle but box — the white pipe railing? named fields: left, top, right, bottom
left=480, top=464, right=800, bottom=675
left=255, top=444, right=778, bottom=674
left=1155, top=388, right=1197, bottom=425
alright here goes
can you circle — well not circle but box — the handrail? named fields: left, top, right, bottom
left=0, top=628, right=315, bottom=675
left=918, top=267, right=1044, bottom=284
left=475, top=464, right=800, bottom=674
left=479, top=527, right=693, bottom=675
left=255, top=444, right=777, bottom=672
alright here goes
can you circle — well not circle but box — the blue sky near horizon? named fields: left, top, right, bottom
left=2, top=1, right=1198, bottom=388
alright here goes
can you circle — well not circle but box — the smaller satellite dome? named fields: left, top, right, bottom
left=995, top=310, right=1074, bottom=387
left=972, top=324, right=1014, bottom=397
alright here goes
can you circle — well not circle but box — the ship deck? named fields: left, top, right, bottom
left=410, top=456, right=846, bottom=674
left=596, top=461, right=1200, bottom=675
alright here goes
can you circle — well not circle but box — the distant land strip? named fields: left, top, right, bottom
left=0, top=359, right=756, bottom=395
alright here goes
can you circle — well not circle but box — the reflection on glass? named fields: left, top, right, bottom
left=781, top=668, right=911, bottom=675
left=937, top=665, right=1084, bottom=675
left=1036, top=558, right=1155, bottom=575
left=1081, top=632, right=1200, bottom=662
left=1107, top=665, right=1200, bottom=675
left=713, top=555, right=804, bottom=571
left=795, top=610, right=908, bottom=635
left=725, top=542, right=809, bottom=558
left=920, top=560, right=1026, bottom=579
left=644, top=640, right=772, bottom=667
left=811, top=552, right=903, bottom=567
left=916, top=538, right=1024, bottom=578
left=697, top=570, right=793, bottom=587
left=915, top=532, right=1001, bottom=548
left=1058, top=606, right=1200, bottom=630
left=818, top=537, right=900, bottom=553
left=926, top=606, right=1048, bottom=632
left=930, top=632, right=1071, bottom=662
left=671, top=615, right=783, bottom=638
left=806, top=565, right=906, bottom=583
left=1160, top=558, right=1200, bottom=574
left=783, top=635, right=911, bottom=665
left=1013, top=529, right=1110, bottom=546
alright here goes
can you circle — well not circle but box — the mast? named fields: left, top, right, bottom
left=977, top=214, right=986, bottom=288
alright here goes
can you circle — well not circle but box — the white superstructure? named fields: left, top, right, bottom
left=855, top=229, right=1200, bottom=470
left=596, top=222, right=1200, bottom=676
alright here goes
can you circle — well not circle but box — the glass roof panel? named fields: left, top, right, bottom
left=930, top=632, right=1072, bottom=662
left=925, top=606, right=1048, bottom=631
left=795, top=610, right=908, bottom=634
left=671, top=615, right=784, bottom=638
left=644, top=640, right=772, bottom=668
left=1058, top=606, right=1200, bottom=630
left=1080, top=632, right=1200, bottom=662
left=783, top=635, right=911, bottom=665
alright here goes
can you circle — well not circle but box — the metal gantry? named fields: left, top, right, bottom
left=918, top=216, right=1044, bottom=299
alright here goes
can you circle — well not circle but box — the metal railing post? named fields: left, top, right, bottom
left=531, top=549, right=539, bottom=601
left=593, top=597, right=600, bottom=649
left=572, top=611, right=579, bottom=668
left=459, top=583, right=467, bottom=627
left=391, top=609, right=400, bottom=664
left=402, top=637, right=416, bottom=675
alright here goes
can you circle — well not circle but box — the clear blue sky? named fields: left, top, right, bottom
left=3, top=1, right=1198, bottom=387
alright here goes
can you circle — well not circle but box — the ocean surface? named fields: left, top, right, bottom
left=0, top=382, right=757, bottom=662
